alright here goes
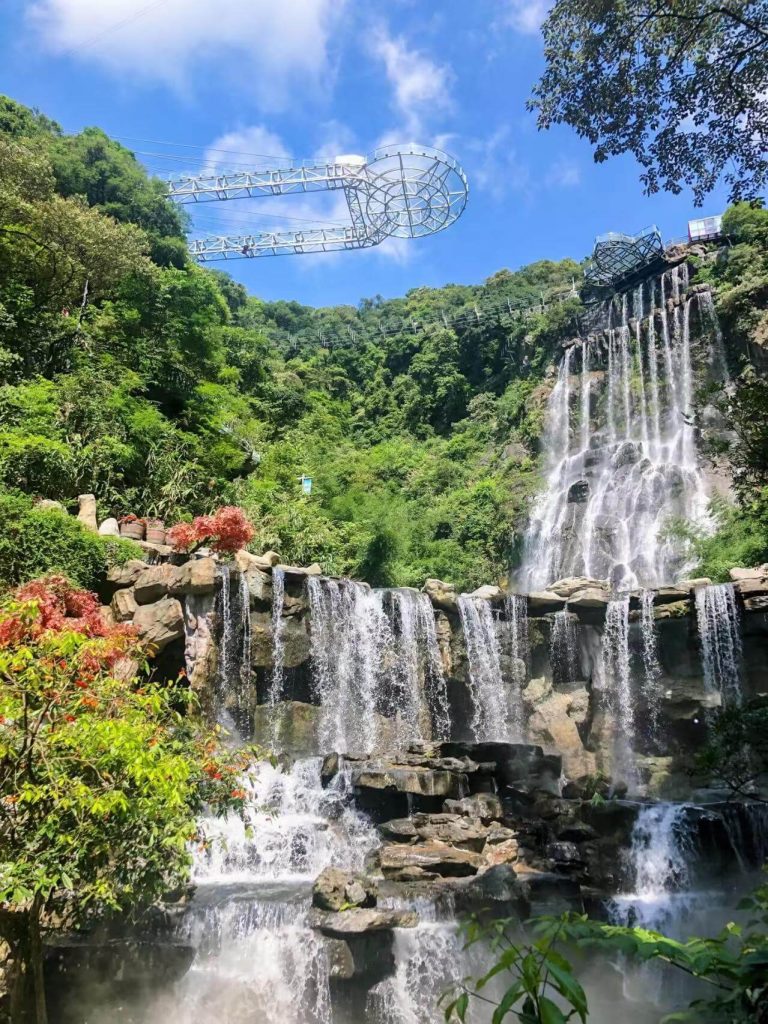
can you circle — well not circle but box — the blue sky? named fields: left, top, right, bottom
left=1, top=0, right=729, bottom=308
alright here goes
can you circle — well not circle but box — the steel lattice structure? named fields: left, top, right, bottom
left=167, top=145, right=469, bottom=261
left=585, top=226, right=666, bottom=289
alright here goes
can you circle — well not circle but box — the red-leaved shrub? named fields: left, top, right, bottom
left=167, top=506, right=254, bottom=555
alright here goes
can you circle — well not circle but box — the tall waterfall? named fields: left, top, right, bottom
left=216, top=565, right=251, bottom=733
left=521, top=264, right=719, bottom=591
left=505, top=593, right=530, bottom=687
left=550, top=610, right=580, bottom=685
left=695, top=583, right=744, bottom=705
left=269, top=567, right=286, bottom=706
left=458, top=595, right=522, bottom=741
left=602, top=597, right=636, bottom=785
left=304, top=579, right=448, bottom=753
left=640, top=590, right=662, bottom=741
left=306, top=577, right=393, bottom=754
left=389, top=588, right=451, bottom=742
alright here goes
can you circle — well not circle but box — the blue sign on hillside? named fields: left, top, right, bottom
left=301, top=476, right=313, bottom=496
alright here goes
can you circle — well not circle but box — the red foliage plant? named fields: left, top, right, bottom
left=0, top=576, right=138, bottom=670
left=167, top=506, right=254, bottom=554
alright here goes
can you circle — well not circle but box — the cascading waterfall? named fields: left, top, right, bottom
left=458, top=595, right=522, bottom=741
left=366, top=898, right=468, bottom=1024
left=602, top=597, right=636, bottom=786
left=611, top=803, right=695, bottom=932
left=142, top=758, right=379, bottom=1024
left=640, top=590, right=662, bottom=741
left=269, top=567, right=286, bottom=706
left=389, top=588, right=451, bottom=742
left=216, top=565, right=251, bottom=733
left=505, top=593, right=530, bottom=687
left=550, top=609, right=580, bottom=685
left=521, top=264, right=720, bottom=592
left=695, top=583, right=744, bottom=705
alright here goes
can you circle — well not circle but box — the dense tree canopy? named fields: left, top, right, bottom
left=531, top=1, right=768, bottom=205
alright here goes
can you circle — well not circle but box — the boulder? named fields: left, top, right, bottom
left=379, top=818, right=418, bottom=841
left=183, top=593, right=216, bottom=699
left=654, top=599, right=691, bottom=620
left=527, top=591, right=566, bottom=612
left=379, top=842, right=483, bottom=878
left=99, top=605, right=116, bottom=630
left=730, top=565, right=768, bottom=611
left=275, top=563, right=322, bottom=580
left=566, top=588, right=610, bottom=609
left=36, top=498, right=66, bottom=512
left=312, top=867, right=377, bottom=912
left=525, top=688, right=596, bottom=781
left=174, top=557, right=217, bottom=595
left=548, top=577, right=609, bottom=600
left=133, top=598, right=185, bottom=653
left=106, top=560, right=149, bottom=589
left=98, top=517, right=120, bottom=537
left=250, top=611, right=311, bottom=668
left=134, top=564, right=178, bottom=604
left=678, top=577, right=712, bottom=590
left=408, top=812, right=489, bottom=851
left=134, top=558, right=216, bottom=604
left=110, top=587, right=137, bottom=623
left=309, top=908, right=418, bottom=936
left=423, top=578, right=458, bottom=613
left=76, top=493, right=98, bottom=532
left=235, top=549, right=278, bottom=574
left=469, top=585, right=503, bottom=602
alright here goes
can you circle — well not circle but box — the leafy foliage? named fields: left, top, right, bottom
left=531, top=1, right=768, bottom=205
left=695, top=698, right=768, bottom=799
left=442, top=916, right=588, bottom=1023
left=0, top=491, right=139, bottom=592
left=0, top=575, right=253, bottom=1020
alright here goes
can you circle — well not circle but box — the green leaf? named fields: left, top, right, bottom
left=545, top=959, right=588, bottom=1020
left=491, top=979, right=524, bottom=1023
left=538, top=996, right=568, bottom=1024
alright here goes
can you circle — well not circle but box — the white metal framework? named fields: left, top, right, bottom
left=167, top=145, right=469, bottom=261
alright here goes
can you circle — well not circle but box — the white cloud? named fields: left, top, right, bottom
left=546, top=158, right=581, bottom=188
left=501, top=0, right=550, bottom=35
left=370, top=24, right=452, bottom=139
left=27, top=0, right=345, bottom=109
left=466, top=127, right=532, bottom=201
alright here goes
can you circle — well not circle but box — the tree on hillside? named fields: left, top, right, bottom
left=530, top=1, right=768, bottom=205
left=0, top=576, right=249, bottom=1023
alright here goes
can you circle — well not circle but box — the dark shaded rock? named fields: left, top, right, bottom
left=452, top=865, right=525, bottom=917
left=567, top=480, right=589, bottom=504
left=321, top=752, right=341, bottom=786
left=351, top=766, right=466, bottom=800
left=582, top=800, right=641, bottom=841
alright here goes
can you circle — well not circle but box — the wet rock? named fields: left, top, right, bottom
left=309, top=908, right=418, bottom=936
left=250, top=611, right=311, bottom=668
left=379, top=818, right=419, bottom=842
left=252, top=702, right=321, bottom=758
left=133, top=598, right=185, bottom=654
left=567, top=480, right=589, bottom=504
left=452, top=864, right=524, bottom=915
left=654, top=599, right=691, bottom=619
left=582, top=800, right=640, bottom=841
left=110, top=587, right=137, bottom=623
left=444, top=793, right=503, bottom=823
left=410, top=813, right=489, bottom=851
left=423, top=578, right=459, bottom=612
left=525, top=687, right=596, bottom=782
left=323, top=937, right=355, bottom=979
left=527, top=591, right=566, bottom=612
left=351, top=766, right=466, bottom=800
left=321, top=752, right=341, bottom=786
left=379, top=842, right=483, bottom=878
left=546, top=841, right=583, bottom=867
left=312, top=867, right=377, bottom=912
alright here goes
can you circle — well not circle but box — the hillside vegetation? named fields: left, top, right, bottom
left=0, top=96, right=586, bottom=590
left=0, top=95, right=765, bottom=590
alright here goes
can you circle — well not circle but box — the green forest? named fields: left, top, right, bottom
left=1, top=94, right=766, bottom=592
